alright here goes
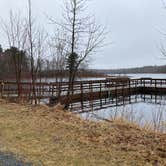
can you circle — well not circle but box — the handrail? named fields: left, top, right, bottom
left=1, top=78, right=166, bottom=100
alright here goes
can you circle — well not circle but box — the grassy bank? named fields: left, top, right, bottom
left=0, top=99, right=165, bottom=166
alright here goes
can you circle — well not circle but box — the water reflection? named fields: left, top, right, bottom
left=80, top=95, right=166, bottom=133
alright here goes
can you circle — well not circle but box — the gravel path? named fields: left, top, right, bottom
left=0, top=152, right=32, bottom=166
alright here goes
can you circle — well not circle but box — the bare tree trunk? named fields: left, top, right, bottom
left=50, top=0, right=107, bottom=108
left=28, top=0, right=37, bottom=104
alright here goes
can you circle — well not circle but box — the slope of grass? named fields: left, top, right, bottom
left=0, top=99, right=165, bottom=166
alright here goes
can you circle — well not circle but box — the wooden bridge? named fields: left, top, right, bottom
left=1, top=78, right=166, bottom=112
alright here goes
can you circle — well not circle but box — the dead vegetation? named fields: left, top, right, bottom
left=0, top=100, right=165, bottom=166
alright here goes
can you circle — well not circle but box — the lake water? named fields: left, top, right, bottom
left=80, top=97, right=166, bottom=132
left=44, top=73, right=166, bottom=82
left=109, top=73, right=166, bottom=79
left=79, top=74, right=166, bottom=132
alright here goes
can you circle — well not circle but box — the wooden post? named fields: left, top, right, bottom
left=0, top=81, right=4, bottom=98
left=129, top=80, right=131, bottom=104
left=51, top=84, right=54, bottom=96
left=143, top=79, right=145, bottom=88
left=108, top=80, right=111, bottom=103
left=89, top=81, right=93, bottom=110
left=58, top=82, right=62, bottom=98
left=122, top=83, right=125, bottom=105
left=155, top=79, right=157, bottom=88
left=135, top=94, right=137, bottom=102
left=7, top=83, right=9, bottom=98
left=30, top=83, right=32, bottom=104
left=105, top=81, right=107, bottom=104
left=100, top=82, right=102, bottom=108
left=42, top=84, right=44, bottom=95
left=155, top=94, right=157, bottom=103
left=115, top=84, right=118, bottom=106
left=80, top=82, right=84, bottom=110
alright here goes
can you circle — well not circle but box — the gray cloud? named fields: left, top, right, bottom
left=0, top=0, right=166, bottom=69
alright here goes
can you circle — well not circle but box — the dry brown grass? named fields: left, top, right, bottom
left=0, top=100, right=165, bottom=166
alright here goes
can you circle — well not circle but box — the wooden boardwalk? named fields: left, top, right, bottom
left=1, top=78, right=166, bottom=111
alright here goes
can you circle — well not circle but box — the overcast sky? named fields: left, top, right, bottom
left=1, top=0, right=166, bottom=69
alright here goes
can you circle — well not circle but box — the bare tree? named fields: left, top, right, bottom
left=35, top=28, right=48, bottom=81
left=48, top=30, right=68, bottom=100
left=160, top=0, right=166, bottom=64
left=49, top=30, right=67, bottom=82
left=27, top=0, right=37, bottom=104
left=27, top=0, right=48, bottom=104
left=1, top=11, right=28, bottom=99
left=50, top=0, right=107, bottom=106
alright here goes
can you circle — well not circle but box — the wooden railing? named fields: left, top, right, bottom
left=0, top=78, right=166, bottom=104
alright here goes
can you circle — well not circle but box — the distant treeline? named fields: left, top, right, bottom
left=1, top=70, right=105, bottom=80
left=0, top=46, right=105, bottom=80
left=0, top=46, right=29, bottom=79
left=40, top=69, right=106, bottom=79
left=96, top=65, right=166, bottom=74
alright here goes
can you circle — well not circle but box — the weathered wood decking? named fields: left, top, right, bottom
left=1, top=78, right=166, bottom=111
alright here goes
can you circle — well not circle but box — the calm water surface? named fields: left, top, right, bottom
left=79, top=74, right=166, bottom=131
left=110, top=73, right=166, bottom=79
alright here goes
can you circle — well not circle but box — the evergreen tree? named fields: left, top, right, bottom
left=0, top=45, right=3, bottom=53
